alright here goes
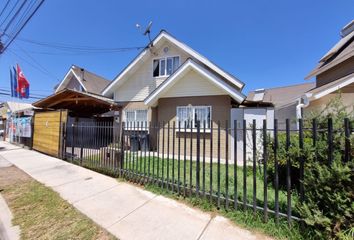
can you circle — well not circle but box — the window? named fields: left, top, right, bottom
left=124, top=109, right=148, bottom=127
left=153, top=56, right=180, bottom=77
left=177, top=106, right=211, bottom=129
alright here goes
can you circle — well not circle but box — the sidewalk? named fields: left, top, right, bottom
left=0, top=141, right=270, bottom=240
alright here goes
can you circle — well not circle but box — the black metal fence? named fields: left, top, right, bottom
left=63, top=118, right=353, bottom=225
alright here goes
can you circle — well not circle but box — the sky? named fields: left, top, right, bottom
left=0, top=0, right=353, bottom=103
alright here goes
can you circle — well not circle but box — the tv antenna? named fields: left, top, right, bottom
left=136, top=21, right=153, bottom=47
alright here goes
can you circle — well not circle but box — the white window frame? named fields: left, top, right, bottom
left=124, top=109, right=148, bottom=130
left=176, top=105, right=212, bottom=132
left=153, top=56, right=180, bottom=78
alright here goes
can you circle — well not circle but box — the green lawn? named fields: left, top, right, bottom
left=121, top=152, right=299, bottom=216
left=72, top=149, right=299, bottom=216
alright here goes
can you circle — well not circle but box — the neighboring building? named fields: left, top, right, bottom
left=55, top=65, right=111, bottom=94
left=248, top=20, right=354, bottom=129
left=102, top=30, right=247, bottom=158
left=247, top=83, right=315, bottom=129
left=303, top=20, right=354, bottom=116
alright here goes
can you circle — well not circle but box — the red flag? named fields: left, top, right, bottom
left=16, top=64, right=30, bottom=98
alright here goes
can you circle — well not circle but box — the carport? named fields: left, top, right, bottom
left=31, top=89, right=120, bottom=158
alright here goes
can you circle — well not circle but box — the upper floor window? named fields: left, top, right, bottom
left=153, top=56, right=180, bottom=77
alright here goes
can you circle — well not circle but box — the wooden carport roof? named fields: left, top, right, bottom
left=32, top=89, right=119, bottom=117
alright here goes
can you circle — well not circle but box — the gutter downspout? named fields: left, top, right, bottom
left=296, top=94, right=310, bottom=121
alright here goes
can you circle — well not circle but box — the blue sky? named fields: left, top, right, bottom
left=0, top=0, right=353, bottom=103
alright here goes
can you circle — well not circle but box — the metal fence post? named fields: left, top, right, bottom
left=196, top=120, right=200, bottom=197
left=274, top=119, right=279, bottom=225
left=327, top=118, right=333, bottom=165
left=120, top=122, right=125, bottom=177
left=263, top=119, right=268, bottom=222
left=252, top=119, right=257, bottom=215
left=71, top=123, right=75, bottom=162
left=286, top=119, right=292, bottom=225
left=299, top=119, right=304, bottom=203
left=344, top=118, right=351, bottom=162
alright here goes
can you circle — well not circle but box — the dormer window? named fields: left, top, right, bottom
left=153, top=56, right=180, bottom=77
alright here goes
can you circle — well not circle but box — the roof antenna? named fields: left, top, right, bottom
left=136, top=21, right=153, bottom=47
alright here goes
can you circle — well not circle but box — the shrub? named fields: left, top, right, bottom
left=267, top=94, right=354, bottom=239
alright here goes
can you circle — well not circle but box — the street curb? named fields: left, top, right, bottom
left=0, top=193, right=20, bottom=240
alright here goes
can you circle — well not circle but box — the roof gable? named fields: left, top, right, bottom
left=144, top=59, right=245, bottom=107
left=102, top=31, right=244, bottom=96
left=55, top=65, right=110, bottom=94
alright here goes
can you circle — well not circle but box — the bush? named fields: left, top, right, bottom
left=267, top=94, right=354, bottom=239
left=298, top=159, right=354, bottom=239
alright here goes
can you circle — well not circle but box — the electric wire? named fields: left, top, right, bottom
left=1, top=0, right=27, bottom=34
left=0, top=0, right=20, bottom=28
left=1, top=0, right=45, bottom=53
left=0, top=0, right=11, bottom=19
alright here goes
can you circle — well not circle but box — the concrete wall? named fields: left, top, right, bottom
left=274, top=103, right=298, bottom=130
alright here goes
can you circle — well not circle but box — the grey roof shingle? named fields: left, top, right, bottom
left=247, top=82, right=315, bottom=108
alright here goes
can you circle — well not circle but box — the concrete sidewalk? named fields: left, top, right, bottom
left=0, top=141, right=270, bottom=240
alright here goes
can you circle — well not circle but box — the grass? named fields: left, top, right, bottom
left=2, top=180, right=116, bottom=240
left=143, top=183, right=310, bottom=240
left=120, top=153, right=299, bottom=215
left=72, top=151, right=306, bottom=239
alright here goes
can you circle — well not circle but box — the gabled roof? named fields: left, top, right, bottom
left=2, top=102, right=33, bottom=112
left=247, top=82, right=315, bottom=108
left=144, top=59, right=246, bottom=107
left=306, top=21, right=354, bottom=80
left=102, top=30, right=245, bottom=96
left=56, top=65, right=111, bottom=94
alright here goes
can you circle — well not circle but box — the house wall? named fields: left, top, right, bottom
left=162, top=69, right=226, bottom=98
left=156, top=95, right=232, bottom=159
left=304, top=91, right=354, bottom=116
left=114, top=40, right=190, bottom=102
left=317, top=56, right=354, bottom=87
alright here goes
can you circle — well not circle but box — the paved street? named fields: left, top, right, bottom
left=0, top=142, right=271, bottom=240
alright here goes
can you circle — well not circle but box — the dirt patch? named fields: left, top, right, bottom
left=0, top=166, right=31, bottom=190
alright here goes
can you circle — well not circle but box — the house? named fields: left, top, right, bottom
left=303, top=20, right=354, bottom=116
left=247, top=83, right=315, bottom=129
left=248, top=20, right=354, bottom=129
left=102, top=30, right=247, bottom=158
left=55, top=65, right=111, bottom=94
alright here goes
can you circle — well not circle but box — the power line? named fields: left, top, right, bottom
left=0, top=88, right=47, bottom=97
left=0, top=0, right=20, bottom=28
left=14, top=42, right=60, bottom=81
left=0, top=92, right=42, bottom=100
left=8, top=48, right=59, bottom=83
left=3, top=33, right=145, bottom=53
left=10, top=0, right=37, bottom=35
left=1, top=0, right=27, bottom=34
left=1, top=0, right=45, bottom=54
left=0, top=0, right=11, bottom=19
